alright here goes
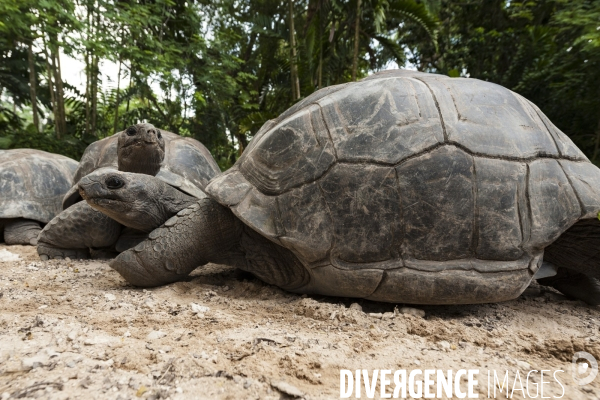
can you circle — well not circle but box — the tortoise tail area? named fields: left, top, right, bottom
left=538, top=160, right=600, bottom=304
left=539, top=219, right=600, bottom=304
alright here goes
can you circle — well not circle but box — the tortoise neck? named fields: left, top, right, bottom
left=117, top=145, right=164, bottom=176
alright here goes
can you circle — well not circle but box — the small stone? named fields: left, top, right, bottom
left=146, top=330, right=166, bottom=341
left=244, top=379, right=253, bottom=389
left=2, top=392, right=10, bottom=400
left=369, top=313, right=383, bottom=319
left=142, top=300, right=155, bottom=311
left=67, top=330, right=78, bottom=341
left=190, top=303, right=210, bottom=314
left=400, top=307, right=425, bottom=318
left=438, top=341, right=451, bottom=351
left=382, top=312, right=395, bottom=319
left=22, top=355, right=48, bottom=370
left=124, top=331, right=131, bottom=337
left=105, top=293, right=116, bottom=301
left=67, top=361, right=76, bottom=368
left=38, top=305, right=48, bottom=309
left=516, top=360, right=531, bottom=370
left=271, top=381, right=304, bottom=398
left=413, top=360, right=421, bottom=366
left=349, top=303, right=363, bottom=312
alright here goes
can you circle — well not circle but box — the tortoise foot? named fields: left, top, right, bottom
left=538, top=267, right=600, bottom=305
left=37, top=244, right=90, bottom=261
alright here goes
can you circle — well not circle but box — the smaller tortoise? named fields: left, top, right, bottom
left=78, top=70, right=600, bottom=305
left=0, top=149, right=78, bottom=245
left=37, top=123, right=221, bottom=259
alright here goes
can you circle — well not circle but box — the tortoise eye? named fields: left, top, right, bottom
left=156, top=130, right=162, bottom=139
left=105, top=176, right=125, bottom=189
left=126, top=127, right=137, bottom=136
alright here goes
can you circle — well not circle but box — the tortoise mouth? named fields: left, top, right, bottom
left=78, top=187, right=121, bottom=203
left=85, top=196, right=130, bottom=213
left=122, top=140, right=160, bottom=148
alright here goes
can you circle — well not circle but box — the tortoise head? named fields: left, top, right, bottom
left=117, top=123, right=166, bottom=176
left=78, top=168, right=170, bottom=232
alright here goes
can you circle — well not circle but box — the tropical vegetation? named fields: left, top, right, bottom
left=0, top=0, right=598, bottom=168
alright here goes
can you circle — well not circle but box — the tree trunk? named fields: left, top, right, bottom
left=126, top=64, right=134, bottom=115
left=85, top=48, right=91, bottom=137
left=91, top=54, right=98, bottom=136
left=288, top=0, right=300, bottom=100
left=318, top=1, right=323, bottom=89
left=41, top=34, right=58, bottom=138
left=53, top=46, right=67, bottom=136
left=113, top=56, right=122, bottom=133
left=352, top=0, right=361, bottom=81
left=592, top=115, right=600, bottom=164
left=85, top=3, right=91, bottom=137
left=27, top=42, right=40, bottom=133
left=90, top=7, right=100, bottom=137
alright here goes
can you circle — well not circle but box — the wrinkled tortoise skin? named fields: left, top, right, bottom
left=206, top=69, right=600, bottom=304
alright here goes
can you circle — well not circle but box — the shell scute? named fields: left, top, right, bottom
left=239, top=104, right=336, bottom=195
left=527, top=159, right=581, bottom=249
left=474, top=158, right=526, bottom=260
left=420, top=76, right=561, bottom=159
left=277, top=181, right=332, bottom=263
left=319, top=164, right=402, bottom=263
left=317, top=77, right=444, bottom=164
left=396, top=146, right=474, bottom=261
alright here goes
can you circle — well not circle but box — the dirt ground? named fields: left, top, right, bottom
left=1, top=244, right=600, bottom=399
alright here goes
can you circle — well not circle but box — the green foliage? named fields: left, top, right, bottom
left=1, top=0, right=598, bottom=167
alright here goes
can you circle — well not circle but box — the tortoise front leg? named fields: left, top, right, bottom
left=110, top=198, right=240, bottom=287
left=4, top=219, right=42, bottom=245
left=37, top=202, right=122, bottom=260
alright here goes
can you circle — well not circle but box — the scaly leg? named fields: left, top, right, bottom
left=110, top=197, right=309, bottom=290
left=37, top=202, right=122, bottom=260
left=4, top=219, right=42, bottom=245
left=539, top=218, right=600, bottom=305
left=110, top=198, right=240, bottom=287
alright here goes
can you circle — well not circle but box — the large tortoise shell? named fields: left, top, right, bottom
left=0, top=149, right=78, bottom=223
left=206, top=70, right=600, bottom=304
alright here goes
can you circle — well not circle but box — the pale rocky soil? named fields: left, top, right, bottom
left=1, top=244, right=600, bottom=399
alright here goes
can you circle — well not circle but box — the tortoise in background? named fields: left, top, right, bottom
left=36, top=124, right=220, bottom=259
left=0, top=149, right=78, bottom=245
left=81, top=70, right=600, bottom=305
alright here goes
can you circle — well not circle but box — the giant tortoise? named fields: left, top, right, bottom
left=0, top=149, right=78, bottom=245
left=76, top=70, right=600, bottom=305
left=36, top=123, right=221, bottom=259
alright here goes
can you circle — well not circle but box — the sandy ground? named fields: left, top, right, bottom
left=1, top=244, right=600, bottom=399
